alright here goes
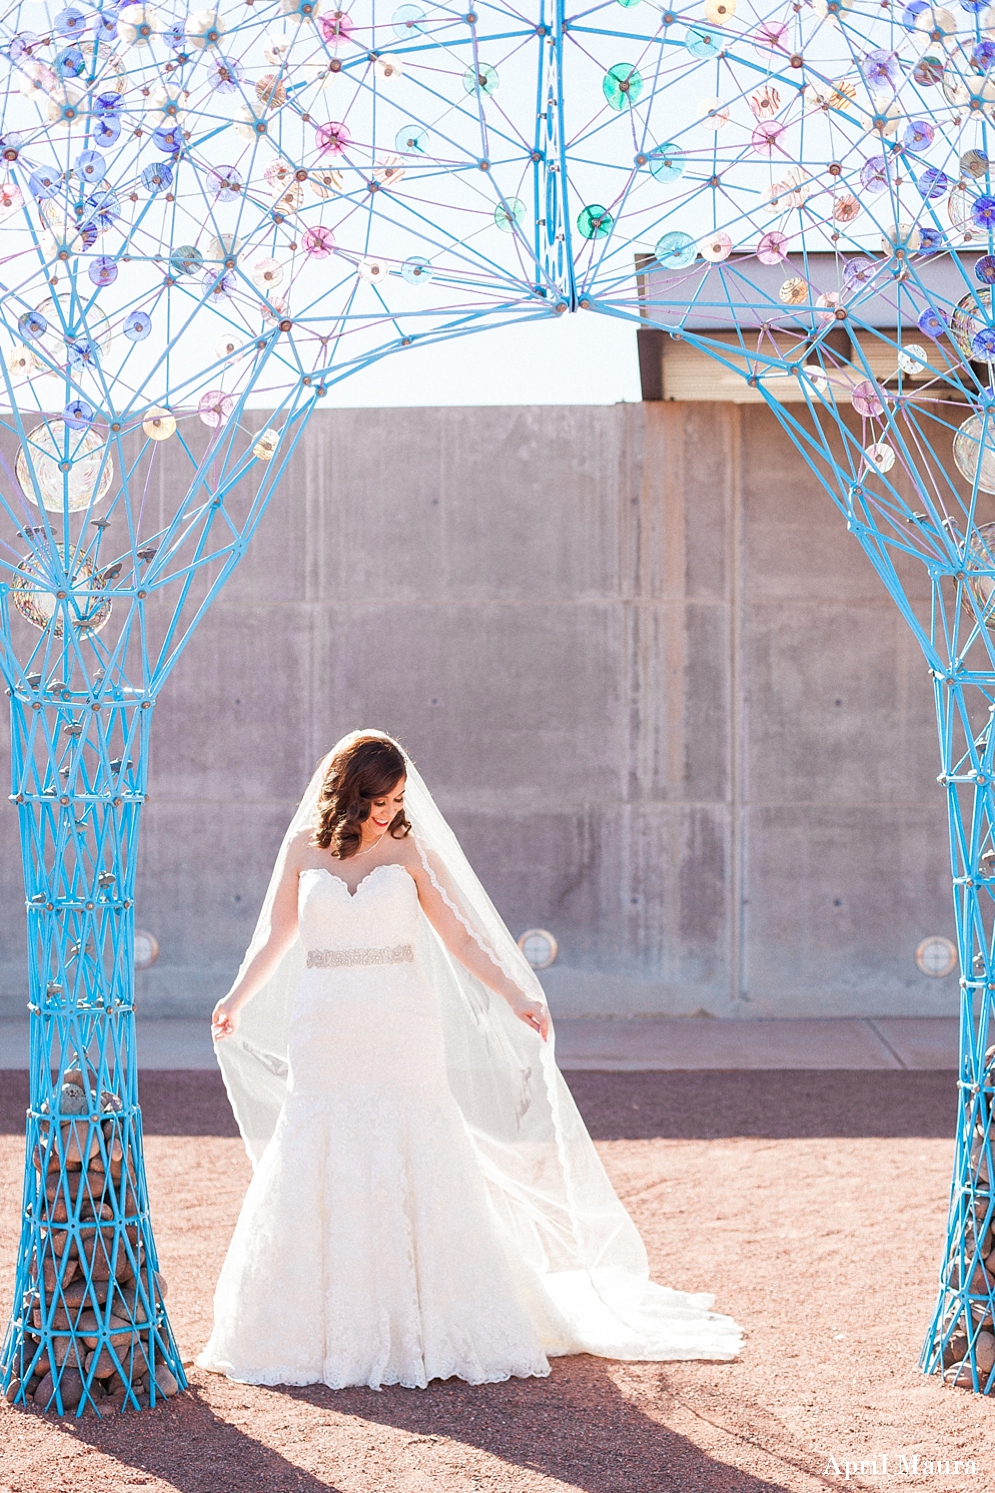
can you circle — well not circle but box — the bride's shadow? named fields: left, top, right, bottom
left=266, top=1359, right=833, bottom=1493
left=38, top=1360, right=838, bottom=1493
left=39, top=1361, right=832, bottom=1493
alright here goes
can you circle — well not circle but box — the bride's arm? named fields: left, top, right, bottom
left=408, top=855, right=550, bottom=1041
left=211, top=830, right=307, bottom=1041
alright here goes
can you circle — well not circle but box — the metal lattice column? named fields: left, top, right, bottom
left=0, top=391, right=314, bottom=1415
left=921, top=675, right=995, bottom=1389
left=750, top=384, right=995, bottom=1392
left=1, top=688, right=185, bottom=1413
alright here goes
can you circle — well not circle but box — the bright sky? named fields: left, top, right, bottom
left=316, top=308, right=644, bottom=407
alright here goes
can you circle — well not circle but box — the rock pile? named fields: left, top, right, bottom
left=940, top=1048, right=995, bottom=1392
left=4, top=1068, right=179, bottom=1413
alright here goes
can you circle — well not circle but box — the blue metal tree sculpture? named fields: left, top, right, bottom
left=557, top=0, right=995, bottom=1394
left=3, top=0, right=992, bottom=1413
left=0, top=0, right=603, bottom=1418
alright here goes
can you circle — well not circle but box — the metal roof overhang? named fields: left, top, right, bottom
left=636, top=251, right=985, bottom=333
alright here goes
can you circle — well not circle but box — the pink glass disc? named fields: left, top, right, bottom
left=198, top=390, right=235, bottom=428
left=304, top=225, right=336, bottom=258
left=851, top=380, right=884, bottom=419
left=316, top=122, right=350, bottom=156
left=757, top=231, right=788, bottom=265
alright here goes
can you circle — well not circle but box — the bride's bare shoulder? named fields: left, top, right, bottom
left=392, top=832, right=422, bottom=871
left=284, top=826, right=318, bottom=866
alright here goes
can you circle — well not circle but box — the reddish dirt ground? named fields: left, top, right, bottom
left=0, top=1069, right=990, bottom=1493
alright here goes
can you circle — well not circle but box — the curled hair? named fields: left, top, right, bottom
left=311, top=736, right=411, bottom=858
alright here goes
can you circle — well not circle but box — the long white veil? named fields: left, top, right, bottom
left=214, top=730, right=742, bottom=1363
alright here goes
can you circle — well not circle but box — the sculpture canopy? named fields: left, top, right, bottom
left=3, top=0, right=995, bottom=1414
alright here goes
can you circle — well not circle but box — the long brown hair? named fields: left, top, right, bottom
left=311, top=736, right=411, bottom=858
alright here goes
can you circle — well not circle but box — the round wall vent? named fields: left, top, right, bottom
left=134, top=930, right=160, bottom=972
left=915, top=936, right=957, bottom=978
left=518, top=928, right=558, bottom=971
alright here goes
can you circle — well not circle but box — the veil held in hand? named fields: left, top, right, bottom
left=214, top=730, right=742, bottom=1363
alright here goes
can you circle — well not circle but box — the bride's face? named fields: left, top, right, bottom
left=365, top=776, right=406, bottom=840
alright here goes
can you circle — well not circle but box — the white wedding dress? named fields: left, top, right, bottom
left=199, top=851, right=742, bottom=1390
left=200, top=863, right=551, bottom=1387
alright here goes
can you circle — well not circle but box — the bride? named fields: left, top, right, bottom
left=200, top=730, right=742, bottom=1389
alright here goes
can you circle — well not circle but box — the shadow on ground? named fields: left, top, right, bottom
left=264, top=1358, right=833, bottom=1493
left=37, top=1386, right=344, bottom=1493
left=0, top=1068, right=958, bottom=1140
left=14, top=1360, right=838, bottom=1493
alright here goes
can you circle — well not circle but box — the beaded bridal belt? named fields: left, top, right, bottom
left=306, top=944, right=415, bottom=969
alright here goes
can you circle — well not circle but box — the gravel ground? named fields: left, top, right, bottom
left=0, top=1068, right=989, bottom=1493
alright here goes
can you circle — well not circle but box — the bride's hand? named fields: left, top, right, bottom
left=510, top=995, right=550, bottom=1042
left=211, top=997, right=240, bottom=1042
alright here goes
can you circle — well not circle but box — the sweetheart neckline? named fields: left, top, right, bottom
left=301, top=862, right=411, bottom=901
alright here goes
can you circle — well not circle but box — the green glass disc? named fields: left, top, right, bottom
left=603, top=63, right=643, bottom=110
left=577, top=203, right=613, bottom=239
left=494, top=197, right=525, bottom=232
left=462, top=62, right=498, bottom=95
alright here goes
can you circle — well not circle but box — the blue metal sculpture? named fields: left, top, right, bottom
left=0, top=0, right=366, bottom=1415
left=0, top=399, right=311, bottom=1414
left=1, top=0, right=992, bottom=1412
left=587, top=0, right=995, bottom=1394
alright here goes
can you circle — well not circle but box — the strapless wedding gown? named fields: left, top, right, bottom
left=198, top=863, right=553, bottom=1388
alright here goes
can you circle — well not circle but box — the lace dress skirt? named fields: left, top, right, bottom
left=198, top=864, right=551, bottom=1389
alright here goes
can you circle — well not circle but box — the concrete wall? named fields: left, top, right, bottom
left=0, top=402, right=956, bottom=1018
